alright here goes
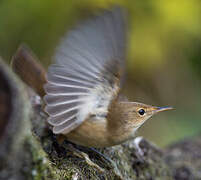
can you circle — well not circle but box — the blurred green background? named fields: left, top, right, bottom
left=1, top=0, right=201, bottom=147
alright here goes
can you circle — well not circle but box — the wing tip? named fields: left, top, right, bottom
left=52, top=127, right=62, bottom=134
left=53, top=125, right=74, bottom=135
left=47, top=116, right=66, bottom=127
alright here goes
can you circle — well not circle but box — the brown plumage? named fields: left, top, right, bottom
left=11, top=7, right=173, bottom=147
left=11, top=45, right=46, bottom=97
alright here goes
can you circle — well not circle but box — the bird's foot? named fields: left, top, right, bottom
left=53, top=137, right=114, bottom=172
left=85, top=147, right=115, bottom=169
left=67, top=145, right=105, bottom=172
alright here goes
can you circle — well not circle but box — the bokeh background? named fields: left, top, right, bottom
left=0, top=0, right=201, bottom=147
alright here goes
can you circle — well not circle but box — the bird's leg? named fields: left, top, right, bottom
left=83, top=147, right=123, bottom=179
left=85, top=147, right=115, bottom=169
left=52, top=136, right=104, bottom=171
left=65, top=144, right=105, bottom=172
left=53, top=137, right=105, bottom=172
left=55, top=136, right=114, bottom=171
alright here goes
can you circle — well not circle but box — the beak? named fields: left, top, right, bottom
left=153, top=106, right=174, bottom=113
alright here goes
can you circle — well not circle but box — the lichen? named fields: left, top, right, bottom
left=27, top=136, right=59, bottom=180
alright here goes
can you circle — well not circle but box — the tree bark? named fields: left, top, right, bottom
left=0, top=59, right=200, bottom=180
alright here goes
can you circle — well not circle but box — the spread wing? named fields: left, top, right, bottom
left=44, top=7, right=127, bottom=134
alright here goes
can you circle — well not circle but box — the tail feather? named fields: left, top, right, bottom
left=11, top=45, right=47, bottom=97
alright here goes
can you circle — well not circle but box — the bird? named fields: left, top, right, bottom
left=11, top=7, right=173, bottom=148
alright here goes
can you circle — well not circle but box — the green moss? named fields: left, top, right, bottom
left=27, top=136, right=59, bottom=180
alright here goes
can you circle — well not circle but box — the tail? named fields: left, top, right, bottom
left=11, top=45, right=47, bottom=97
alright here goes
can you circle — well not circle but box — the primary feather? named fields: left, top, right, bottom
left=44, top=7, right=127, bottom=135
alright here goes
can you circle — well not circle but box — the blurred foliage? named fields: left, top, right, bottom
left=0, top=0, right=201, bottom=147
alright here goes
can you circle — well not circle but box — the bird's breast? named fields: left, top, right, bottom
left=65, top=115, right=137, bottom=147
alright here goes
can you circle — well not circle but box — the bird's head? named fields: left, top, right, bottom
left=118, top=102, right=173, bottom=129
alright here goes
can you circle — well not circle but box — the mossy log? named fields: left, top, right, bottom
left=0, top=59, right=200, bottom=180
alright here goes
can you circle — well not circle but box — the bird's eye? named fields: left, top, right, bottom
left=138, top=109, right=145, bottom=116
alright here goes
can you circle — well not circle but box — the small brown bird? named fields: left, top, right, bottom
left=12, top=7, right=172, bottom=148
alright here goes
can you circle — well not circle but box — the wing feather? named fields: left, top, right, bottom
left=48, top=65, right=100, bottom=83
left=53, top=117, right=80, bottom=134
left=47, top=75, right=94, bottom=88
left=45, top=104, right=81, bottom=117
left=44, top=7, right=127, bottom=134
left=48, top=114, right=77, bottom=126
left=44, top=95, right=85, bottom=106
